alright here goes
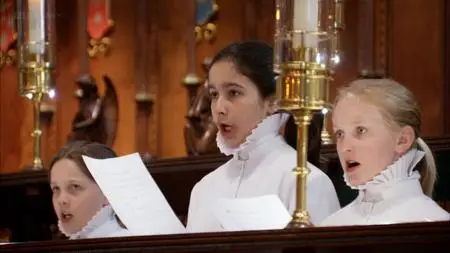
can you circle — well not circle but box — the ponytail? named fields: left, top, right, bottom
left=283, top=112, right=324, bottom=167
left=416, top=137, right=437, bottom=197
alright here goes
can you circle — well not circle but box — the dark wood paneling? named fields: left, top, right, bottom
left=243, top=0, right=257, bottom=40
left=0, top=67, right=26, bottom=173
left=53, top=0, right=79, bottom=163
left=444, top=0, right=450, bottom=134
left=332, top=0, right=360, bottom=90
left=357, top=0, right=374, bottom=74
left=1, top=0, right=449, bottom=173
left=374, top=0, right=389, bottom=75
left=253, top=0, right=276, bottom=43
left=1, top=221, right=450, bottom=252
left=389, top=0, right=445, bottom=136
left=157, top=0, right=194, bottom=157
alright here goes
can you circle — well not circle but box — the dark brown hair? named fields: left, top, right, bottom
left=49, top=141, right=127, bottom=228
left=209, top=41, right=323, bottom=166
left=49, top=141, right=117, bottom=181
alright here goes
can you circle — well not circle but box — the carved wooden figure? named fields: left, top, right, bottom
left=184, top=86, right=219, bottom=155
left=67, top=74, right=118, bottom=147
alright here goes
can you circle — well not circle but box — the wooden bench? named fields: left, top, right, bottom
left=0, top=136, right=449, bottom=242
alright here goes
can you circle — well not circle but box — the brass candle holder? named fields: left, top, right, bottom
left=16, top=0, right=56, bottom=170
left=274, top=0, right=344, bottom=228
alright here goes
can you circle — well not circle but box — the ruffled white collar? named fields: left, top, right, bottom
left=216, top=112, right=291, bottom=158
left=344, top=148, right=425, bottom=199
left=58, top=204, right=122, bottom=239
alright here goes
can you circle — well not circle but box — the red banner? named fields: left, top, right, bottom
left=87, top=0, right=113, bottom=41
left=0, top=0, right=16, bottom=53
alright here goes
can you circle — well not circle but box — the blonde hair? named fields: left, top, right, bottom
left=334, top=78, right=436, bottom=197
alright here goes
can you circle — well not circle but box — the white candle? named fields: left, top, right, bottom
left=294, top=0, right=318, bottom=31
left=293, top=0, right=319, bottom=48
left=27, top=0, right=45, bottom=53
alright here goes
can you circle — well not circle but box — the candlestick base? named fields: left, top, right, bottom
left=285, top=210, right=313, bottom=229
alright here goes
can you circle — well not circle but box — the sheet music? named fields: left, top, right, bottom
left=212, top=195, right=292, bottom=231
left=82, top=153, right=186, bottom=236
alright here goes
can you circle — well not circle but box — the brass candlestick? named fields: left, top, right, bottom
left=16, top=0, right=56, bottom=170
left=274, top=0, right=344, bottom=228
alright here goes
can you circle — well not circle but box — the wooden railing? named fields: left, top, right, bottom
left=0, top=221, right=449, bottom=252
left=0, top=136, right=449, bottom=242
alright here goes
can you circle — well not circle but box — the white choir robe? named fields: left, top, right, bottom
left=59, top=205, right=132, bottom=239
left=186, top=113, right=341, bottom=233
left=321, top=149, right=450, bottom=226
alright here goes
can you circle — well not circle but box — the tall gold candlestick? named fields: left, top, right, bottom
left=16, top=0, right=56, bottom=170
left=274, top=0, right=344, bottom=228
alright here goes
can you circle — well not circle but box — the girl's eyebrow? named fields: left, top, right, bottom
left=223, top=82, right=244, bottom=89
left=67, top=179, right=81, bottom=184
left=351, top=119, right=364, bottom=124
left=206, top=82, right=244, bottom=90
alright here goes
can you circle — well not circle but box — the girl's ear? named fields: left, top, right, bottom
left=265, top=95, right=278, bottom=114
left=395, top=125, right=415, bottom=156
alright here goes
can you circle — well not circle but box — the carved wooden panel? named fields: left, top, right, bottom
left=374, top=0, right=389, bottom=75
left=357, top=0, right=374, bottom=75
left=444, top=0, right=450, bottom=134
left=134, top=0, right=154, bottom=160
left=388, top=0, right=445, bottom=136
left=1, top=0, right=449, bottom=173
left=356, top=0, right=389, bottom=76
left=1, top=222, right=450, bottom=252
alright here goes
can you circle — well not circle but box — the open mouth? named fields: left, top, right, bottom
left=346, top=160, right=360, bottom=172
left=60, top=212, right=73, bottom=223
left=219, top=124, right=232, bottom=134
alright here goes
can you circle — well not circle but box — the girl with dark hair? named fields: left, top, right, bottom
left=186, top=41, right=340, bottom=232
left=49, top=141, right=131, bottom=239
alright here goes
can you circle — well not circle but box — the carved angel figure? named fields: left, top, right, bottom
left=67, top=74, right=118, bottom=147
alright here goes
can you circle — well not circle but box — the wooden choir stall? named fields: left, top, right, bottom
left=1, top=136, right=450, bottom=252
left=0, top=222, right=449, bottom=252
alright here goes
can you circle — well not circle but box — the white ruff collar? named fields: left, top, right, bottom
left=216, top=112, right=291, bottom=157
left=344, top=148, right=425, bottom=191
left=58, top=204, right=117, bottom=239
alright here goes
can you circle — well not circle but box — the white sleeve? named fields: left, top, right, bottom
left=186, top=183, right=202, bottom=232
